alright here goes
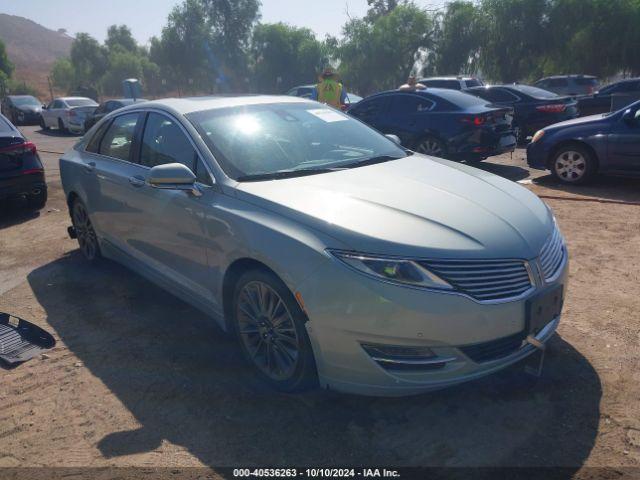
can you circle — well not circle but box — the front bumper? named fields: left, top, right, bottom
left=526, top=140, right=551, bottom=170
left=297, top=253, right=568, bottom=396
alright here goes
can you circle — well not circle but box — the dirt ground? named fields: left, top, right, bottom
left=1, top=126, right=639, bottom=478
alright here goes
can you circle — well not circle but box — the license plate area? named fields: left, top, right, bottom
left=526, top=285, right=563, bottom=336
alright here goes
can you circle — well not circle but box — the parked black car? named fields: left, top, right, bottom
left=533, top=75, right=599, bottom=97
left=527, top=100, right=640, bottom=184
left=0, top=114, right=47, bottom=210
left=577, top=78, right=640, bottom=116
left=0, top=95, right=43, bottom=125
left=83, top=98, right=147, bottom=131
left=467, top=84, right=579, bottom=144
left=348, top=89, right=515, bottom=161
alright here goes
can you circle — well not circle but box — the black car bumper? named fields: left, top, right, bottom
left=13, top=111, right=42, bottom=125
left=453, top=133, right=517, bottom=160
left=0, top=173, right=47, bottom=200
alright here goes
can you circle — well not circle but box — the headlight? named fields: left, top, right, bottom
left=531, top=130, right=545, bottom=143
left=328, top=250, right=452, bottom=290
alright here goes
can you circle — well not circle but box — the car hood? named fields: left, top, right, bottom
left=545, top=113, right=609, bottom=130
left=235, top=155, right=553, bottom=260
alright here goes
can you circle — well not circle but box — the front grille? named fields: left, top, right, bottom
left=459, top=331, right=527, bottom=363
left=539, top=227, right=565, bottom=281
left=418, top=259, right=533, bottom=301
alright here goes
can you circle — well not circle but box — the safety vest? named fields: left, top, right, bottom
left=316, top=79, right=343, bottom=108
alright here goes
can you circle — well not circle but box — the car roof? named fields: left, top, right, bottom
left=56, top=96, right=96, bottom=101
left=538, top=74, right=597, bottom=80
left=419, top=76, right=477, bottom=81
left=7, top=95, right=39, bottom=99
left=0, top=113, right=22, bottom=136
left=126, top=95, right=313, bottom=115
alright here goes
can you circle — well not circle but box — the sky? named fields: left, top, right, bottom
left=0, top=0, right=446, bottom=45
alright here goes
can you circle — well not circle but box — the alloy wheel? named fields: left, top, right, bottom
left=554, top=150, right=586, bottom=182
left=416, top=138, right=444, bottom=156
left=72, top=202, right=99, bottom=260
left=236, top=281, right=300, bottom=381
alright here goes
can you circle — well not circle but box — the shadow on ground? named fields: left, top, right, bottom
left=533, top=174, right=640, bottom=204
left=472, top=160, right=531, bottom=183
left=0, top=203, right=40, bottom=230
left=28, top=253, right=602, bottom=468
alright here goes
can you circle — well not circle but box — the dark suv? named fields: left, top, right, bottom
left=533, top=75, right=599, bottom=97
left=0, top=114, right=47, bottom=210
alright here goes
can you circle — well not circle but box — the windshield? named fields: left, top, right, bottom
left=511, top=84, right=558, bottom=99
left=66, top=99, right=98, bottom=107
left=187, top=103, right=406, bottom=181
left=12, top=96, right=41, bottom=107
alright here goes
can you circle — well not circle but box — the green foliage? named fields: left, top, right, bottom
left=250, top=23, right=325, bottom=93
left=70, top=33, right=109, bottom=85
left=51, top=57, right=76, bottom=92
left=433, top=1, right=482, bottom=76
left=105, top=25, right=138, bottom=53
left=338, top=3, right=436, bottom=95
left=0, top=39, right=14, bottom=78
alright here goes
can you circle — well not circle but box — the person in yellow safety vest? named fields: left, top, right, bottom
left=311, top=66, right=348, bottom=109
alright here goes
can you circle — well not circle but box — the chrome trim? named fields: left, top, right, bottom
left=371, top=355, right=457, bottom=366
left=327, top=249, right=537, bottom=305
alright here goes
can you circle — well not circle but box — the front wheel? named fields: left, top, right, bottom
left=58, top=118, right=67, bottom=133
left=40, top=116, right=49, bottom=131
left=551, top=144, right=596, bottom=184
left=71, top=199, right=101, bottom=262
left=232, top=269, right=317, bottom=392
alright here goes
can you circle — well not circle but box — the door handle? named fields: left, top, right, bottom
left=83, top=161, right=96, bottom=173
left=128, top=175, right=145, bottom=187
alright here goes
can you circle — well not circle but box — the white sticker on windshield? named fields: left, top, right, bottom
left=307, top=108, right=348, bottom=123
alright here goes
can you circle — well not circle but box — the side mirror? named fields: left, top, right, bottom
left=147, top=163, right=201, bottom=196
left=622, top=109, right=637, bottom=124
left=42, top=104, right=47, bottom=109
left=385, top=134, right=402, bottom=145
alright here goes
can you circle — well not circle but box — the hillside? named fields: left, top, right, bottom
left=0, top=13, right=73, bottom=98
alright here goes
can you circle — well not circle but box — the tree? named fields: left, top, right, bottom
left=476, top=0, right=549, bottom=82
left=105, top=25, right=138, bottom=53
left=51, top=57, right=76, bottom=92
left=250, top=23, right=324, bottom=93
left=0, top=39, right=14, bottom=79
left=70, top=33, right=108, bottom=85
left=338, top=3, right=436, bottom=95
left=365, top=0, right=401, bottom=22
left=434, top=1, right=482, bottom=75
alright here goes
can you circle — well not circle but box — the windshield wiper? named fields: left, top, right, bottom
left=236, top=167, right=346, bottom=182
left=341, top=154, right=407, bottom=169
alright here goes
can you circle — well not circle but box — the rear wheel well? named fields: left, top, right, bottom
left=222, top=258, right=279, bottom=332
left=547, top=140, right=599, bottom=171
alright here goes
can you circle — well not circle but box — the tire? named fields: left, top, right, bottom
left=514, top=122, right=527, bottom=146
left=71, top=198, right=102, bottom=262
left=40, top=116, right=49, bottom=131
left=415, top=136, right=447, bottom=158
left=27, top=189, right=47, bottom=210
left=232, top=269, right=317, bottom=392
left=550, top=143, right=597, bottom=185
left=58, top=118, right=68, bottom=133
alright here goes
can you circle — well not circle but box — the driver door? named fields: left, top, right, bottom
left=608, top=106, right=640, bottom=172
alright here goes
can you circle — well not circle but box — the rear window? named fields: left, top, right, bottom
left=0, top=116, right=13, bottom=132
left=464, top=79, right=483, bottom=88
left=422, top=79, right=462, bottom=90
left=574, top=77, right=598, bottom=86
left=431, top=89, right=488, bottom=109
left=547, top=78, right=569, bottom=87
left=510, top=85, right=558, bottom=99
left=66, top=99, right=98, bottom=107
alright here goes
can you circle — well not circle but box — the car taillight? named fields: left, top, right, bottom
left=461, top=115, right=486, bottom=125
left=0, top=141, right=37, bottom=155
left=536, top=104, right=566, bottom=113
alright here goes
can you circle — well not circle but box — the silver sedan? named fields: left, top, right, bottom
left=59, top=96, right=568, bottom=396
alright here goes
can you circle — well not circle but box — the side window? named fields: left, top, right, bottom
left=548, top=78, right=568, bottom=88
left=98, top=113, right=140, bottom=161
left=351, top=97, right=388, bottom=118
left=194, top=159, right=213, bottom=185
left=388, top=96, right=433, bottom=115
left=85, top=119, right=112, bottom=153
left=52, top=100, right=63, bottom=109
left=139, top=113, right=196, bottom=170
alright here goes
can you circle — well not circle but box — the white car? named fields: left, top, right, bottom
left=40, top=97, right=98, bottom=134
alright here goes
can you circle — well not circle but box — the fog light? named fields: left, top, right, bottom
left=361, top=343, right=436, bottom=360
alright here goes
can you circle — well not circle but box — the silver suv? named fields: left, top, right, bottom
left=534, top=75, right=599, bottom=97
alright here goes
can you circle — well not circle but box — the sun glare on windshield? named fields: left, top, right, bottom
left=234, top=114, right=262, bottom=135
